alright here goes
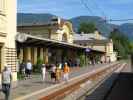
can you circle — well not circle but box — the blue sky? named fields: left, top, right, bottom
left=17, top=0, right=133, bottom=24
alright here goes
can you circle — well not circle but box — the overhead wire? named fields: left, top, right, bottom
left=80, top=0, right=110, bottom=32
left=109, top=18, right=133, bottom=22
left=87, top=0, right=107, bottom=18
left=80, top=0, right=133, bottom=23
left=83, top=0, right=108, bottom=24
left=80, top=0, right=95, bottom=15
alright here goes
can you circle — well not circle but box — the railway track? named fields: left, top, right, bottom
left=79, top=63, right=128, bottom=100
left=40, top=62, right=126, bottom=100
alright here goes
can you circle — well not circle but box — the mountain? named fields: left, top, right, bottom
left=69, top=16, right=118, bottom=36
left=119, top=23, right=133, bottom=40
left=17, top=13, right=56, bottom=26
left=17, top=13, right=133, bottom=40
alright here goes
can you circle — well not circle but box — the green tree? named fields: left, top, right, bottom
left=129, top=42, right=133, bottom=53
left=78, top=22, right=96, bottom=33
left=109, top=28, right=131, bottom=58
left=34, top=57, right=43, bottom=73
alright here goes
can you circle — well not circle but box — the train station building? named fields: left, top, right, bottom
left=0, top=0, right=17, bottom=85
left=17, top=17, right=106, bottom=66
left=0, top=0, right=116, bottom=86
left=74, top=31, right=117, bottom=63
left=17, top=18, right=87, bottom=66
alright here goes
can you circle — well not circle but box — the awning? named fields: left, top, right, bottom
left=16, top=33, right=105, bottom=53
left=16, top=33, right=86, bottom=49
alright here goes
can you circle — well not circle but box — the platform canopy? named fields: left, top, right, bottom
left=16, top=33, right=105, bottom=54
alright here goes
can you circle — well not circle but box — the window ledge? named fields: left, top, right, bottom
left=0, top=11, right=6, bottom=16
left=0, top=32, right=7, bottom=37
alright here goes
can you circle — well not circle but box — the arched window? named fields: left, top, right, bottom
left=62, top=33, right=68, bottom=42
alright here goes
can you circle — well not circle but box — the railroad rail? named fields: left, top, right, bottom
left=79, top=63, right=128, bottom=100
left=40, top=62, right=126, bottom=100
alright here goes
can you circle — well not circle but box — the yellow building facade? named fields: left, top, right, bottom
left=18, top=17, right=74, bottom=43
left=74, top=31, right=117, bottom=62
left=17, top=18, right=78, bottom=65
left=0, top=0, right=17, bottom=85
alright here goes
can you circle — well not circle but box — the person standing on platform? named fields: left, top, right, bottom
left=1, top=65, right=12, bottom=100
left=76, top=58, right=80, bottom=67
left=41, top=64, right=46, bottom=83
left=26, top=60, right=32, bottom=79
left=55, top=63, right=62, bottom=83
left=20, top=61, right=26, bottom=79
left=58, top=63, right=62, bottom=70
left=63, top=62, right=70, bottom=82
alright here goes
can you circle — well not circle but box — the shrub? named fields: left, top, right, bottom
left=34, top=57, right=43, bottom=73
left=79, top=54, right=86, bottom=67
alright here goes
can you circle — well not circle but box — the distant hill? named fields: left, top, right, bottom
left=17, top=13, right=133, bottom=40
left=69, top=16, right=118, bottom=36
left=17, top=13, right=56, bottom=26
left=119, top=23, right=133, bottom=40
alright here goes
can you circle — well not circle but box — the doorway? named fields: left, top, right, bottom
left=62, top=33, right=68, bottom=42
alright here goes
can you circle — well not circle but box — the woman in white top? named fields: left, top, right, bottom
left=41, top=64, right=46, bottom=82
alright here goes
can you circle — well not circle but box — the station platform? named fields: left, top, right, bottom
left=0, top=63, right=112, bottom=100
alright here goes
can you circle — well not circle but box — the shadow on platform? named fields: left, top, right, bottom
left=105, top=72, right=133, bottom=100
left=84, top=72, right=133, bottom=100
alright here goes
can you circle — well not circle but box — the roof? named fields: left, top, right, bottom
left=16, top=33, right=86, bottom=49
left=17, top=23, right=58, bottom=28
left=74, top=39, right=111, bottom=45
left=74, top=33, right=107, bottom=41
left=16, top=33, right=105, bottom=53
left=17, top=18, right=72, bottom=30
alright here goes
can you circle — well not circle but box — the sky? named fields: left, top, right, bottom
left=17, top=0, right=133, bottom=24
